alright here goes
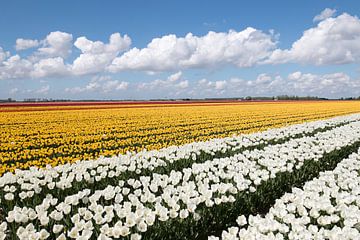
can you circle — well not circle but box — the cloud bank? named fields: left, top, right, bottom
left=1, top=8, right=360, bottom=98
left=267, top=13, right=360, bottom=65
left=1, top=10, right=360, bottom=81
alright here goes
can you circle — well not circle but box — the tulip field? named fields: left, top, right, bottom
left=1, top=101, right=360, bottom=240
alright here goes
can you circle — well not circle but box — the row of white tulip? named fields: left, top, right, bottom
left=2, top=117, right=360, bottom=239
left=211, top=148, right=360, bottom=240
left=1, top=114, right=359, bottom=206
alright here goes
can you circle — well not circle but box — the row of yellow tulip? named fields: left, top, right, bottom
left=1, top=101, right=360, bottom=175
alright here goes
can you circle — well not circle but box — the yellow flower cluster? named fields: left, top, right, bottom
left=1, top=101, right=360, bottom=175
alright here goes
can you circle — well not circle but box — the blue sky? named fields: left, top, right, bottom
left=0, top=0, right=360, bottom=100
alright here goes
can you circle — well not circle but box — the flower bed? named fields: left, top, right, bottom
left=1, top=114, right=360, bottom=239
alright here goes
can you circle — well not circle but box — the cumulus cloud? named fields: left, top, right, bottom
left=137, top=71, right=189, bottom=91
left=0, top=32, right=130, bottom=80
left=255, top=73, right=272, bottom=84
left=190, top=71, right=360, bottom=98
left=2, top=10, right=360, bottom=84
left=313, top=8, right=336, bottom=22
left=102, top=80, right=129, bottom=92
left=31, top=57, right=69, bottom=78
left=215, top=80, right=227, bottom=90
left=284, top=71, right=356, bottom=96
left=65, top=75, right=129, bottom=94
left=109, top=28, right=276, bottom=72
left=198, top=78, right=227, bottom=90
left=168, top=71, right=182, bottom=82
left=267, top=13, right=360, bottom=65
left=196, top=79, right=228, bottom=96
left=72, top=33, right=131, bottom=75
left=0, top=47, right=10, bottom=62
left=0, top=55, right=69, bottom=80
left=15, top=39, right=40, bottom=51
left=0, top=31, right=73, bottom=80
left=62, top=71, right=360, bottom=98
left=176, top=80, right=189, bottom=89
left=36, top=85, right=50, bottom=94
left=242, top=72, right=357, bottom=97
left=36, top=31, right=73, bottom=58
left=0, top=55, right=33, bottom=80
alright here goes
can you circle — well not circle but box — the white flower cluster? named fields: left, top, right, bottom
left=210, top=149, right=360, bottom=240
left=1, top=114, right=359, bottom=204
left=2, top=115, right=360, bottom=239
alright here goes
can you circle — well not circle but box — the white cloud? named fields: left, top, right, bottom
left=102, top=80, right=129, bottom=92
left=109, top=28, right=276, bottom=72
left=287, top=71, right=302, bottom=80
left=115, top=81, right=129, bottom=90
left=176, top=80, right=189, bottom=89
left=0, top=47, right=10, bottom=62
left=168, top=71, right=182, bottom=82
left=191, top=71, right=360, bottom=98
left=2, top=10, right=360, bottom=86
left=255, top=73, right=272, bottom=84
left=36, top=31, right=73, bottom=58
left=31, top=57, right=69, bottom=78
left=0, top=55, right=33, bottom=80
left=0, top=32, right=131, bottom=80
left=0, top=32, right=73, bottom=80
left=196, top=79, right=228, bottom=96
left=215, top=80, right=227, bottom=90
left=36, top=85, right=50, bottom=94
left=313, top=8, right=336, bottom=22
left=0, top=54, right=71, bottom=80
left=72, top=33, right=131, bottom=75
left=137, top=71, right=189, bottom=91
left=284, top=71, right=355, bottom=95
left=15, top=39, right=40, bottom=51
left=64, top=70, right=360, bottom=98
left=267, top=13, right=360, bottom=65
left=238, top=71, right=358, bottom=97
left=65, top=75, right=129, bottom=94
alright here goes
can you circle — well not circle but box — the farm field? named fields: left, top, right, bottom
left=1, top=101, right=360, bottom=239
left=2, top=0, right=360, bottom=239
left=1, top=101, right=360, bottom=176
